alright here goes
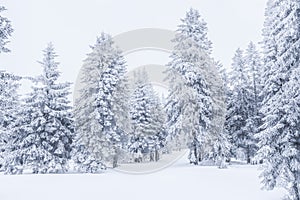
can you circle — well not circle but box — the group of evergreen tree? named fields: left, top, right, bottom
left=74, top=8, right=230, bottom=169
left=1, top=3, right=299, bottom=198
left=225, top=42, right=262, bottom=164
left=256, top=0, right=300, bottom=199
left=0, top=5, right=226, bottom=174
left=223, top=0, right=300, bottom=198
left=74, top=33, right=167, bottom=169
left=0, top=6, right=229, bottom=173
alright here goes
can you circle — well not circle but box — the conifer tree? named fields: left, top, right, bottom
left=129, top=69, right=165, bottom=162
left=226, top=48, right=253, bottom=161
left=257, top=0, right=300, bottom=198
left=165, top=8, right=213, bottom=165
left=0, top=71, right=20, bottom=171
left=75, top=33, right=130, bottom=169
left=5, top=43, right=74, bottom=174
left=209, top=61, right=230, bottom=168
left=244, top=42, right=262, bottom=163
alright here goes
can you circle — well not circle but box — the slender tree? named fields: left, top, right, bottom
left=226, top=48, right=253, bottom=162
left=210, top=61, right=230, bottom=168
left=244, top=42, right=262, bottom=163
left=74, top=33, right=130, bottom=169
left=165, top=8, right=213, bottom=165
left=129, top=69, right=166, bottom=162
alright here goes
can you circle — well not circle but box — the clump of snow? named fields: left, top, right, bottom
left=0, top=151, right=285, bottom=200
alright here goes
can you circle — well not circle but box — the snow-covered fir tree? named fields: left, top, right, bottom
left=5, top=43, right=74, bottom=174
left=165, top=8, right=213, bottom=165
left=226, top=48, right=254, bottom=162
left=0, top=71, right=21, bottom=171
left=74, top=33, right=130, bottom=169
left=0, top=5, right=17, bottom=170
left=225, top=43, right=262, bottom=165
left=209, top=61, right=230, bottom=168
left=0, top=6, right=13, bottom=54
left=278, top=66, right=300, bottom=200
left=129, top=69, right=166, bottom=162
left=257, top=0, right=300, bottom=198
left=243, top=42, right=262, bottom=163
left=244, top=42, right=262, bottom=116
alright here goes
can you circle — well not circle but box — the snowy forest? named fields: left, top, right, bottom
left=0, top=1, right=300, bottom=200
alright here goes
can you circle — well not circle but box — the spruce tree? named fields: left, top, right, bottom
left=244, top=42, right=262, bottom=163
left=0, top=71, right=20, bottom=171
left=129, top=69, right=165, bottom=162
left=210, top=61, right=230, bottom=168
left=257, top=0, right=300, bottom=198
left=226, top=48, right=253, bottom=161
left=5, top=43, right=74, bottom=174
left=277, top=66, right=300, bottom=200
left=165, top=8, right=213, bottom=165
left=74, top=33, right=130, bottom=169
left=226, top=43, right=262, bottom=164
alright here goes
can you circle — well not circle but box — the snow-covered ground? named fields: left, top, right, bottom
left=0, top=151, right=285, bottom=200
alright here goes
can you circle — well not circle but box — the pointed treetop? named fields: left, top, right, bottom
left=94, top=32, right=114, bottom=50
left=232, top=48, right=244, bottom=69
left=38, top=43, right=61, bottom=85
left=176, top=8, right=212, bottom=55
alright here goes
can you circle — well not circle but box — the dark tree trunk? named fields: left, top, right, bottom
left=150, top=152, right=154, bottom=162
left=155, top=150, right=159, bottom=162
left=194, top=146, right=198, bottom=165
left=113, top=155, right=118, bottom=168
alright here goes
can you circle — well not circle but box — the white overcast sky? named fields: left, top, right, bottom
left=0, top=0, right=267, bottom=87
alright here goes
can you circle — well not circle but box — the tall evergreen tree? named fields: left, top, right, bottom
left=129, top=69, right=166, bottom=162
left=257, top=0, right=300, bottom=198
left=0, top=71, right=20, bottom=171
left=0, top=6, right=13, bottom=54
left=277, top=66, right=300, bottom=200
left=165, top=8, right=213, bottom=165
left=245, top=42, right=262, bottom=115
left=0, top=5, right=17, bottom=171
left=225, top=43, right=262, bottom=164
left=74, top=33, right=130, bottom=169
left=209, top=61, right=230, bottom=168
left=5, top=43, right=74, bottom=174
left=244, top=42, right=262, bottom=163
left=226, top=48, right=253, bottom=162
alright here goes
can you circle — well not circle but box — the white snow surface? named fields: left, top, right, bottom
left=0, top=151, right=285, bottom=200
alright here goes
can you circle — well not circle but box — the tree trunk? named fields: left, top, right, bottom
left=155, top=150, right=159, bottom=162
left=246, top=145, right=251, bottom=164
left=194, top=146, right=198, bottom=165
left=112, top=154, right=118, bottom=168
left=150, top=152, right=154, bottom=162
